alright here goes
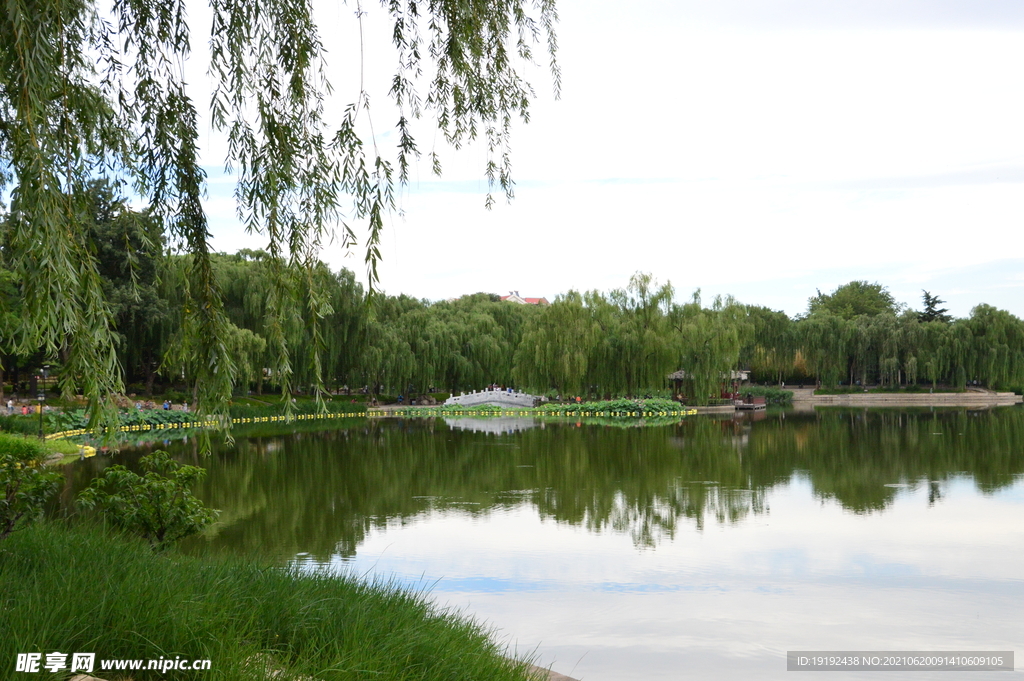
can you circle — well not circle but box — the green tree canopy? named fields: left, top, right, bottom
left=670, top=292, right=748, bottom=404
left=808, top=281, right=900, bottom=320
left=83, top=180, right=169, bottom=393
left=514, top=290, right=598, bottom=396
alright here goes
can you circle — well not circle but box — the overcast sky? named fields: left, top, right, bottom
left=199, top=0, right=1024, bottom=318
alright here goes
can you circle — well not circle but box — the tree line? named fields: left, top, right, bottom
left=3, top=184, right=1023, bottom=405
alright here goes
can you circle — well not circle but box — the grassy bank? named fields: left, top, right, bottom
left=0, top=522, right=539, bottom=681
left=0, top=431, right=83, bottom=463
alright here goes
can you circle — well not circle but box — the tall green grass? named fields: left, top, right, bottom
left=0, top=432, right=51, bottom=460
left=0, top=522, right=539, bottom=681
left=0, top=432, right=79, bottom=460
left=737, top=385, right=793, bottom=404
left=0, top=413, right=45, bottom=436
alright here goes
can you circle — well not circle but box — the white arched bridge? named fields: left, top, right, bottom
left=443, top=387, right=542, bottom=409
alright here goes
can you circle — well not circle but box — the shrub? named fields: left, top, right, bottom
left=0, top=413, right=44, bottom=435
left=814, top=386, right=867, bottom=395
left=78, top=450, right=219, bottom=550
left=51, top=408, right=200, bottom=432
left=539, top=397, right=681, bottom=415
left=0, top=434, right=62, bottom=540
left=436, top=404, right=504, bottom=414
left=738, top=385, right=793, bottom=404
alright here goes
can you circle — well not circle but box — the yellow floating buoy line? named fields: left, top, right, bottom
left=44, top=408, right=699, bottom=442
left=44, top=411, right=371, bottom=441
left=373, top=409, right=699, bottom=418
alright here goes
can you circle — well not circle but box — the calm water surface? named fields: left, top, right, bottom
left=65, top=408, right=1024, bottom=680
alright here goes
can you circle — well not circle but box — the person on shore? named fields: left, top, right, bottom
left=6, top=399, right=12, bottom=414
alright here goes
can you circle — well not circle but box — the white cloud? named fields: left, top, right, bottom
left=320, top=478, right=1024, bottom=681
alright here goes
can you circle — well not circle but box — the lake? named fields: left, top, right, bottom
left=64, top=407, right=1024, bottom=680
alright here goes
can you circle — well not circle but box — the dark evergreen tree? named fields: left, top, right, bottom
left=919, top=290, right=952, bottom=324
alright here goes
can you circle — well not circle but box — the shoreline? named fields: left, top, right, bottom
left=789, top=389, right=1022, bottom=409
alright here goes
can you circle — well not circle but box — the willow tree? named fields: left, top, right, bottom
left=208, top=252, right=366, bottom=394
left=357, top=294, right=423, bottom=395
left=796, top=312, right=849, bottom=387
left=318, top=268, right=367, bottom=392
left=963, top=305, right=1024, bottom=390
left=846, top=314, right=877, bottom=386
left=741, top=305, right=793, bottom=384
left=947, top=321, right=974, bottom=390
left=402, top=301, right=509, bottom=395
left=513, top=290, right=598, bottom=396
left=433, top=294, right=535, bottom=390
left=597, top=273, right=676, bottom=396
left=670, top=292, right=748, bottom=405
left=919, top=321, right=952, bottom=389
left=0, top=0, right=559, bottom=422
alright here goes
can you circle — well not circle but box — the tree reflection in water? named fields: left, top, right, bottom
left=61, top=408, right=1024, bottom=561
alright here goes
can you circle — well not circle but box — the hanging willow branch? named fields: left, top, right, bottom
left=0, top=0, right=559, bottom=420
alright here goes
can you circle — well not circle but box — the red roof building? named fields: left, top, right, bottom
left=500, top=291, right=549, bottom=305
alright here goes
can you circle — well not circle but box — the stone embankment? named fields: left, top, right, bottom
left=789, top=387, right=1022, bottom=410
